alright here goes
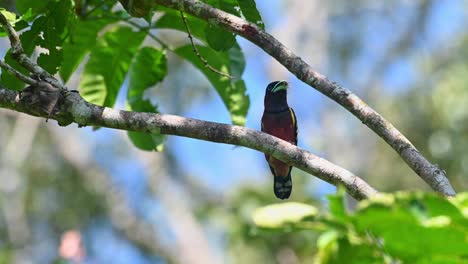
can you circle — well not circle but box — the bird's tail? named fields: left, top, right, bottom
left=273, top=173, right=292, bottom=199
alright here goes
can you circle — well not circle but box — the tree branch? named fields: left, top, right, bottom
left=0, top=86, right=377, bottom=200
left=0, top=13, right=66, bottom=90
left=0, top=60, right=37, bottom=85
left=153, top=0, right=455, bottom=196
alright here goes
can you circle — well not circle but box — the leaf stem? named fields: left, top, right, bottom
left=179, top=10, right=233, bottom=79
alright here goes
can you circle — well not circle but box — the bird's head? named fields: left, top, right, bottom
left=264, top=80, right=289, bottom=112
left=266, top=80, right=289, bottom=94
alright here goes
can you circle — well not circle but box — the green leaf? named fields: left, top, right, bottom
left=229, top=80, right=249, bottom=125
left=237, top=0, right=265, bottom=29
left=317, top=235, right=386, bottom=264
left=60, top=18, right=116, bottom=82
left=18, top=8, right=36, bottom=22
left=203, top=0, right=240, bottom=16
left=451, top=192, right=468, bottom=218
left=317, top=230, right=339, bottom=250
left=0, top=8, right=16, bottom=22
left=154, top=7, right=207, bottom=43
left=327, top=186, right=348, bottom=222
left=205, top=23, right=236, bottom=51
left=175, top=44, right=249, bottom=125
left=1, top=12, right=28, bottom=38
left=0, top=8, right=27, bottom=39
left=228, top=45, right=246, bottom=77
left=128, top=47, right=167, bottom=101
left=219, top=0, right=241, bottom=16
left=252, top=202, right=318, bottom=229
left=126, top=47, right=168, bottom=151
left=0, top=51, right=28, bottom=90
left=12, top=20, right=29, bottom=31
left=15, top=0, right=49, bottom=15
left=37, top=48, right=64, bottom=74
left=353, top=192, right=468, bottom=262
left=21, top=16, right=48, bottom=52
left=36, top=0, right=74, bottom=74
left=128, top=131, right=165, bottom=151
left=417, top=193, right=465, bottom=219
left=414, top=256, right=468, bottom=264
left=79, top=26, right=145, bottom=107
left=201, top=1, right=239, bottom=51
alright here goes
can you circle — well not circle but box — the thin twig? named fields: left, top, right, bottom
left=0, top=12, right=66, bottom=90
left=179, top=10, right=233, bottom=79
left=0, top=60, right=37, bottom=85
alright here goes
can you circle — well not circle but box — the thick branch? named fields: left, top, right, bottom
left=154, top=0, right=455, bottom=196
left=0, top=86, right=377, bottom=200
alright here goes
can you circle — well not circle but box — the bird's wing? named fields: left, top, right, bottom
left=289, top=107, right=298, bottom=145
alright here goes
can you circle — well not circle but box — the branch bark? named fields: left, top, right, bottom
left=154, top=0, right=455, bottom=196
left=0, top=86, right=377, bottom=200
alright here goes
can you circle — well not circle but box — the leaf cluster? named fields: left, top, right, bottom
left=253, top=190, right=468, bottom=263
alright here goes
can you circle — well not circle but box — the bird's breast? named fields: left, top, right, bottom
left=261, top=110, right=296, bottom=144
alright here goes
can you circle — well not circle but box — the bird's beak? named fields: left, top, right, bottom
left=271, top=80, right=288, bottom=93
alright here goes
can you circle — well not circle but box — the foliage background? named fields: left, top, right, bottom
left=0, top=0, right=467, bottom=263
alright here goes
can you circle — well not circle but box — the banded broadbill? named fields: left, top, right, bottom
left=261, top=81, right=297, bottom=199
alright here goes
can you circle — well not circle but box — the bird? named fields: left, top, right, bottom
left=261, top=80, right=298, bottom=199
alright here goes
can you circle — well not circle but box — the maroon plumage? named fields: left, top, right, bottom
left=261, top=81, right=297, bottom=199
